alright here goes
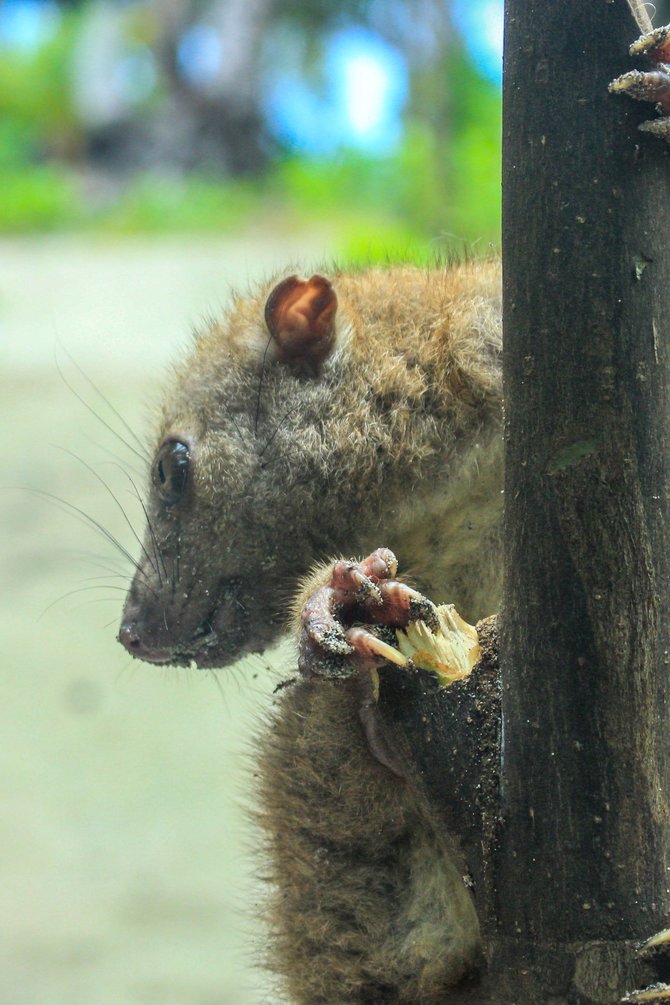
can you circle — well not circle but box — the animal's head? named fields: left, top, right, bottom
left=119, top=273, right=365, bottom=668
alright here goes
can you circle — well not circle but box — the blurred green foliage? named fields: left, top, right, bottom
left=94, top=175, right=259, bottom=233
left=0, top=165, right=79, bottom=230
left=0, top=5, right=500, bottom=260
left=0, top=8, right=80, bottom=158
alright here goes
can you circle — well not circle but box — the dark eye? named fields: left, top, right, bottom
left=152, top=440, right=190, bottom=505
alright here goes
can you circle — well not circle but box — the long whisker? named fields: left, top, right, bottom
left=55, top=348, right=149, bottom=464
left=79, top=572, right=132, bottom=584
left=83, top=434, right=146, bottom=480
left=257, top=404, right=296, bottom=463
left=56, top=549, right=130, bottom=577
left=52, top=446, right=161, bottom=584
left=254, top=333, right=274, bottom=436
left=115, top=468, right=169, bottom=584
left=28, top=487, right=149, bottom=582
left=74, top=597, right=126, bottom=611
left=222, top=401, right=247, bottom=447
left=57, top=343, right=149, bottom=454
left=39, top=583, right=132, bottom=619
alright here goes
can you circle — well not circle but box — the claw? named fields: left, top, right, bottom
left=638, top=118, right=670, bottom=140
left=359, top=547, right=398, bottom=582
left=368, top=581, right=440, bottom=632
left=298, top=549, right=406, bottom=678
left=630, top=25, right=670, bottom=61
left=639, top=929, right=670, bottom=956
left=348, top=568, right=384, bottom=604
left=344, top=626, right=410, bottom=668
left=330, top=560, right=382, bottom=603
left=407, top=591, right=440, bottom=633
left=623, top=985, right=670, bottom=1003
left=303, top=620, right=354, bottom=657
left=609, top=69, right=670, bottom=114
left=296, top=548, right=480, bottom=684
left=610, top=22, right=670, bottom=144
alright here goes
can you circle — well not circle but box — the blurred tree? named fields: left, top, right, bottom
left=71, top=0, right=274, bottom=173
left=0, top=0, right=503, bottom=241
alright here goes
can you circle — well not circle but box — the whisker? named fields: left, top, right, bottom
left=115, top=660, right=141, bottom=684
left=51, top=446, right=161, bottom=584
left=83, top=434, right=147, bottom=480
left=222, top=402, right=247, bottom=447
left=54, top=348, right=149, bottom=464
left=27, top=487, right=149, bottom=583
left=57, top=343, right=149, bottom=454
left=254, top=333, right=274, bottom=436
left=257, top=404, right=296, bottom=463
left=74, top=597, right=125, bottom=611
left=79, top=572, right=132, bottom=584
left=56, top=549, right=130, bottom=577
left=114, top=467, right=169, bottom=584
left=206, top=667, right=228, bottom=706
left=39, top=583, right=131, bottom=619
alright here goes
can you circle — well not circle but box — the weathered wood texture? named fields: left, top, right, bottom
left=499, top=0, right=670, bottom=995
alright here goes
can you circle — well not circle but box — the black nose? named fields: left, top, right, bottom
left=117, top=622, right=172, bottom=663
left=118, top=621, right=142, bottom=654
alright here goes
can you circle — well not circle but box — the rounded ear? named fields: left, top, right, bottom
left=264, top=274, right=338, bottom=378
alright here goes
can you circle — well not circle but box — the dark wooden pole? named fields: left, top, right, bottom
left=499, top=0, right=670, bottom=997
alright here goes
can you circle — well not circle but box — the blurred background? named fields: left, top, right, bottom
left=1, top=1, right=506, bottom=1003
left=0, top=0, right=504, bottom=247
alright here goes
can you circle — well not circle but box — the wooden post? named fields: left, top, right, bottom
left=498, top=0, right=670, bottom=996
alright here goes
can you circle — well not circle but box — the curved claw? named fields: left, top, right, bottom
left=623, top=985, right=670, bottom=1003
left=345, top=626, right=410, bottom=668
left=609, top=69, right=670, bottom=113
left=368, top=582, right=440, bottom=633
left=342, top=566, right=383, bottom=605
left=638, top=929, right=670, bottom=956
left=297, top=547, right=451, bottom=680
left=630, top=25, right=670, bottom=61
left=298, top=548, right=426, bottom=677
left=639, top=118, right=670, bottom=140
left=303, top=619, right=354, bottom=657
left=329, top=547, right=397, bottom=602
left=407, top=592, right=440, bottom=633
left=610, top=22, right=670, bottom=144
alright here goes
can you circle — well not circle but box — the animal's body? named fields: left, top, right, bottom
left=119, top=259, right=504, bottom=1002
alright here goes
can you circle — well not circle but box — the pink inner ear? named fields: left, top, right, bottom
left=265, top=274, right=338, bottom=376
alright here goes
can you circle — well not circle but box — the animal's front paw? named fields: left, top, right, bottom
left=297, top=547, right=481, bottom=687
left=610, top=25, right=670, bottom=142
left=297, top=547, right=439, bottom=679
left=296, top=548, right=486, bottom=774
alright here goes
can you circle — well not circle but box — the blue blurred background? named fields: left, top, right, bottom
left=0, top=0, right=504, bottom=254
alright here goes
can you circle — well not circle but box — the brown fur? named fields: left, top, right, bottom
left=256, top=676, right=482, bottom=1005
left=120, top=259, right=504, bottom=1002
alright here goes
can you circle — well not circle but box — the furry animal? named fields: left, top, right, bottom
left=119, top=260, right=503, bottom=1003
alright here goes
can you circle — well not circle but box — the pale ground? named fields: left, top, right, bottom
left=0, top=229, right=334, bottom=1005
